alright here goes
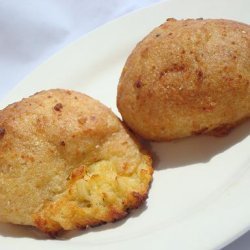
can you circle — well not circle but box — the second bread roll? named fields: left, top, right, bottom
left=117, top=18, right=250, bottom=141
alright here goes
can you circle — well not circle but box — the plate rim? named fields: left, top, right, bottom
left=0, top=0, right=250, bottom=249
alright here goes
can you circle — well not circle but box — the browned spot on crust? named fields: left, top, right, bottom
left=166, top=18, right=176, bottom=22
left=78, top=117, right=87, bottom=125
left=88, top=220, right=106, bottom=228
left=159, top=72, right=164, bottom=79
left=208, top=124, right=234, bottom=137
left=192, top=127, right=208, bottom=135
left=54, top=103, right=63, bottom=112
left=132, top=192, right=147, bottom=209
left=122, top=163, right=129, bottom=172
left=141, top=47, right=149, bottom=58
left=168, top=64, right=186, bottom=72
left=160, top=64, right=186, bottom=79
left=60, top=141, right=65, bottom=146
left=90, top=115, right=96, bottom=121
left=109, top=208, right=128, bottom=222
left=21, top=154, right=35, bottom=162
left=202, top=106, right=214, bottom=112
left=155, top=34, right=161, bottom=37
left=48, top=231, right=61, bottom=238
left=196, top=70, right=204, bottom=83
left=33, top=216, right=61, bottom=238
left=135, top=80, right=142, bottom=88
left=0, top=128, right=5, bottom=139
left=194, top=55, right=200, bottom=63
left=76, top=224, right=87, bottom=230
left=69, top=166, right=86, bottom=182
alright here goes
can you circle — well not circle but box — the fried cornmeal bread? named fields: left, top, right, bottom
left=117, top=18, right=250, bottom=140
left=0, top=89, right=153, bottom=236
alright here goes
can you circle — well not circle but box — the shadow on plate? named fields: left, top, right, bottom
left=0, top=202, right=148, bottom=240
left=143, top=120, right=250, bottom=170
left=0, top=223, right=47, bottom=240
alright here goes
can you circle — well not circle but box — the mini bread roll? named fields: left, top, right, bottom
left=0, top=89, right=153, bottom=235
left=117, top=18, right=250, bottom=140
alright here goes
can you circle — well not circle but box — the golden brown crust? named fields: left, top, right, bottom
left=117, top=18, right=250, bottom=140
left=0, top=89, right=153, bottom=235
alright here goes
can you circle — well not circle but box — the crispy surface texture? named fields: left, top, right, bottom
left=0, top=89, right=153, bottom=235
left=117, top=18, right=250, bottom=140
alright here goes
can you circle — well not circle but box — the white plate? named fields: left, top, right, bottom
left=0, top=0, right=249, bottom=249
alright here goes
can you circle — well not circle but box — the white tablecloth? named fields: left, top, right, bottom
left=0, top=1, right=249, bottom=249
